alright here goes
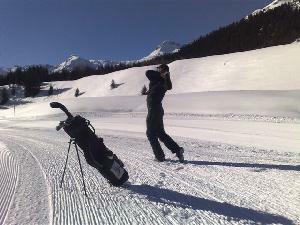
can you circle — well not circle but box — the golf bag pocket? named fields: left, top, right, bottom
left=110, top=160, right=125, bottom=180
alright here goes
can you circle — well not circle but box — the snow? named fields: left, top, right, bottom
left=0, top=127, right=299, bottom=225
left=0, top=43, right=300, bottom=224
left=0, top=139, right=52, bottom=225
left=142, top=41, right=181, bottom=60
left=251, top=0, right=300, bottom=15
left=53, top=55, right=119, bottom=73
left=44, top=42, right=300, bottom=99
left=0, top=142, right=18, bottom=224
left=53, top=41, right=181, bottom=73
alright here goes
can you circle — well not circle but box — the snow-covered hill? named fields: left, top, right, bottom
left=2, top=42, right=300, bottom=121
left=142, top=41, right=181, bottom=60
left=48, top=42, right=300, bottom=99
left=251, top=0, right=300, bottom=15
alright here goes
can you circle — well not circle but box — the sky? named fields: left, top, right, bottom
left=0, top=0, right=272, bottom=68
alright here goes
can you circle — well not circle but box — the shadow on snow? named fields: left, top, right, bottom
left=125, top=184, right=294, bottom=225
left=177, top=160, right=300, bottom=172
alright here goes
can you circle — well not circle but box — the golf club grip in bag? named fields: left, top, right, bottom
left=51, top=102, right=129, bottom=186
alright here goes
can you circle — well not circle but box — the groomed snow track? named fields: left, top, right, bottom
left=0, top=126, right=299, bottom=225
left=0, top=142, right=18, bottom=224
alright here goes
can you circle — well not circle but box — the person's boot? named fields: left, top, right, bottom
left=176, top=147, right=184, bottom=163
left=154, top=153, right=165, bottom=162
left=155, top=156, right=166, bottom=162
left=153, top=149, right=165, bottom=162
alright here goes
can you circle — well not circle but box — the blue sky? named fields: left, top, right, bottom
left=0, top=0, right=271, bottom=67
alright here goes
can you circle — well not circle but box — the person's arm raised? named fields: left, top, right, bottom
left=146, top=70, right=160, bottom=81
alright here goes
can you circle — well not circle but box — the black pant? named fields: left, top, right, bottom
left=146, top=107, right=180, bottom=159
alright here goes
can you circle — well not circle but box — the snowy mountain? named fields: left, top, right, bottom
left=251, top=0, right=300, bottom=15
left=53, top=55, right=119, bottom=73
left=2, top=40, right=181, bottom=74
left=142, top=41, right=181, bottom=60
left=53, top=41, right=181, bottom=73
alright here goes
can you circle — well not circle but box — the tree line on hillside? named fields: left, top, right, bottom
left=0, top=3, right=299, bottom=88
left=176, top=4, right=300, bottom=59
left=145, top=3, right=300, bottom=63
left=0, top=63, right=135, bottom=92
left=2, top=66, right=46, bottom=97
left=0, top=63, right=136, bottom=84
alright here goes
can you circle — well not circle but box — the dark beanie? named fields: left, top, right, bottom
left=157, top=64, right=169, bottom=72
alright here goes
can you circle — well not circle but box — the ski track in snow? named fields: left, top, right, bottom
left=1, top=138, right=52, bottom=225
left=0, top=126, right=299, bottom=225
left=0, top=142, right=18, bottom=225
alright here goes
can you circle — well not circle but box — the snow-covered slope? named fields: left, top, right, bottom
left=0, top=126, right=298, bottom=225
left=2, top=42, right=300, bottom=121
left=49, top=42, right=300, bottom=99
left=142, top=41, right=181, bottom=60
left=0, top=142, right=18, bottom=224
left=252, top=0, right=300, bottom=15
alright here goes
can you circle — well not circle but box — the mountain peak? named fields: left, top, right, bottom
left=143, top=40, right=181, bottom=60
left=68, top=54, right=80, bottom=60
left=157, top=40, right=181, bottom=49
left=251, top=0, right=300, bottom=15
left=54, top=55, right=93, bottom=73
left=53, top=55, right=120, bottom=73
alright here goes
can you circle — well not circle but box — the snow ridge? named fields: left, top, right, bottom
left=53, top=40, right=181, bottom=72
left=252, top=0, right=300, bottom=15
left=53, top=55, right=119, bottom=73
left=1, top=40, right=181, bottom=73
left=142, top=40, right=181, bottom=60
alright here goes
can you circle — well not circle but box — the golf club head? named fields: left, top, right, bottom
left=50, top=102, right=63, bottom=109
left=50, top=101, right=73, bottom=118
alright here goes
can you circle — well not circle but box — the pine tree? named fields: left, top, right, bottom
left=75, top=88, right=80, bottom=97
left=110, top=79, right=117, bottom=89
left=0, top=88, right=9, bottom=105
left=48, top=84, right=54, bottom=96
left=141, top=85, right=148, bottom=95
left=10, top=85, right=16, bottom=96
left=22, top=66, right=46, bottom=97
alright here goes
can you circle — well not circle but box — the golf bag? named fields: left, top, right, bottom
left=50, top=102, right=129, bottom=186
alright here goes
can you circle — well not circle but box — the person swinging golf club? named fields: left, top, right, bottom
left=145, top=64, right=184, bottom=162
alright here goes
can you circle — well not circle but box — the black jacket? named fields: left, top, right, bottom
left=145, top=70, right=172, bottom=110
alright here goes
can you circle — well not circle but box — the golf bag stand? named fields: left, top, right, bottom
left=60, top=138, right=88, bottom=197
left=50, top=101, right=129, bottom=188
